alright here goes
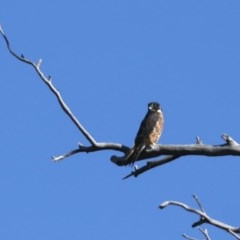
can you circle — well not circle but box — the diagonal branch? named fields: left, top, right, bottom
left=122, top=155, right=180, bottom=179
left=159, top=195, right=240, bottom=239
left=193, top=194, right=206, bottom=213
left=52, top=142, right=129, bottom=162
left=0, top=25, right=97, bottom=146
left=198, top=228, right=211, bottom=240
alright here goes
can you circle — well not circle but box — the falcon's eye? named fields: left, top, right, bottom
left=148, top=104, right=153, bottom=110
left=148, top=102, right=160, bottom=111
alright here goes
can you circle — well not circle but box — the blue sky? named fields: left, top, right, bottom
left=1, top=1, right=240, bottom=239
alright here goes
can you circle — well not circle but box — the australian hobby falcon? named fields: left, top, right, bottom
left=125, top=102, right=164, bottom=166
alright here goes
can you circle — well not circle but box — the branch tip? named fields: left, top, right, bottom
left=196, top=136, right=203, bottom=144
left=122, top=171, right=134, bottom=180
left=36, top=58, right=43, bottom=68
left=51, top=156, right=58, bottom=161
left=221, top=134, right=238, bottom=145
left=192, top=194, right=205, bottom=213
left=158, top=201, right=167, bottom=209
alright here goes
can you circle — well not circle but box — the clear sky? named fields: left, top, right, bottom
left=1, top=1, right=240, bottom=239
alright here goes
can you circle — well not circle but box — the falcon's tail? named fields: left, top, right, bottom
left=124, top=144, right=145, bottom=167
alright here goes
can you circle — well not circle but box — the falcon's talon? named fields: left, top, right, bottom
left=125, top=102, right=164, bottom=166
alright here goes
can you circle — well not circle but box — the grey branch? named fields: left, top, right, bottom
left=52, top=142, right=129, bottom=162
left=1, top=24, right=240, bottom=177
left=121, top=134, right=240, bottom=178
left=159, top=195, right=240, bottom=239
left=113, top=134, right=240, bottom=165
left=193, top=194, right=206, bottom=213
left=0, top=25, right=96, bottom=146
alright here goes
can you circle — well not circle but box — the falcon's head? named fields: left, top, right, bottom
left=148, top=102, right=162, bottom=112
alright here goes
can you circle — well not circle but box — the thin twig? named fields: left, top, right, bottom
left=52, top=142, right=129, bottom=162
left=182, top=233, right=199, bottom=240
left=198, top=228, right=211, bottom=240
left=193, top=195, right=205, bottom=213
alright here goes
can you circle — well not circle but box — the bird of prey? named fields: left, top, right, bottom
left=125, top=102, right=164, bottom=166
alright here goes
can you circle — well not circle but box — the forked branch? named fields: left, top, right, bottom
left=159, top=195, right=240, bottom=239
left=1, top=24, right=240, bottom=178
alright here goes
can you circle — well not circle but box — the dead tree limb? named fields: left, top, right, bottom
left=0, top=24, right=128, bottom=158
left=1, top=24, right=240, bottom=177
left=121, top=134, right=240, bottom=178
left=0, top=24, right=96, bottom=146
left=159, top=195, right=240, bottom=239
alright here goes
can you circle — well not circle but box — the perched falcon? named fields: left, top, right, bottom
left=125, top=102, right=164, bottom=166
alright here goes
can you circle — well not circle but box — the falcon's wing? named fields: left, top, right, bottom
left=124, top=143, right=146, bottom=166
left=125, top=112, right=151, bottom=165
left=134, top=112, right=149, bottom=145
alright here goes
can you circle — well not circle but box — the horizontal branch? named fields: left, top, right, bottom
left=52, top=142, right=129, bottom=162
left=52, top=135, right=240, bottom=174
left=112, top=135, right=240, bottom=166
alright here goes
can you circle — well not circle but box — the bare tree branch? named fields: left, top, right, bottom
left=112, top=133, right=240, bottom=166
left=0, top=25, right=97, bottom=146
left=193, top=194, right=206, bottom=213
left=0, top=24, right=131, bottom=162
left=159, top=195, right=240, bottom=239
left=2, top=22, right=240, bottom=239
left=120, top=135, right=240, bottom=179
left=2, top=18, right=240, bottom=240
left=117, top=134, right=240, bottom=178
left=1, top=24, right=240, bottom=180
left=52, top=142, right=129, bottom=162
